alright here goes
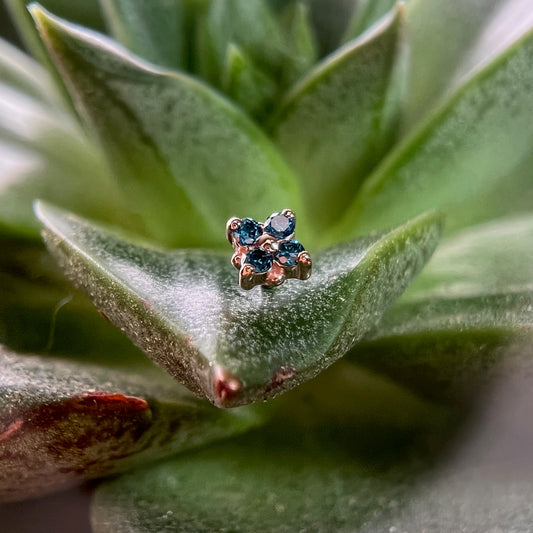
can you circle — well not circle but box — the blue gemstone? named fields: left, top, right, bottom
left=276, top=240, right=304, bottom=266
left=244, top=248, right=273, bottom=273
left=265, top=213, right=295, bottom=239
left=234, top=218, right=263, bottom=246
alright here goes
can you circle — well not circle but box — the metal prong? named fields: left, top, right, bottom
left=281, top=208, right=295, bottom=220
left=231, top=252, right=241, bottom=270
left=239, top=264, right=256, bottom=290
left=297, top=251, right=312, bottom=280
left=265, top=263, right=286, bottom=287
left=226, top=217, right=241, bottom=244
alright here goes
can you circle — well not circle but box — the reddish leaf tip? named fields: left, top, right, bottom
left=212, top=366, right=242, bottom=407
left=79, top=392, right=150, bottom=412
left=0, top=420, right=24, bottom=443
left=265, top=366, right=296, bottom=394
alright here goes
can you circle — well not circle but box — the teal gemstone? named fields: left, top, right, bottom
left=276, top=240, right=304, bottom=266
left=245, top=249, right=273, bottom=273
left=234, top=218, right=262, bottom=246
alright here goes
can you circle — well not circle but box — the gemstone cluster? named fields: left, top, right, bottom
left=226, top=209, right=312, bottom=290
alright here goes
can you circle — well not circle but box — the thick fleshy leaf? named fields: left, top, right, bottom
left=89, top=341, right=533, bottom=532
left=0, top=346, right=261, bottom=502
left=350, top=297, right=533, bottom=404
left=91, top=360, right=453, bottom=533
left=279, top=1, right=318, bottom=86
left=348, top=215, right=533, bottom=402
left=93, top=434, right=533, bottom=533
left=308, top=0, right=357, bottom=55
left=5, top=0, right=58, bottom=65
left=193, top=4, right=219, bottom=86
left=99, top=0, right=185, bottom=69
left=272, top=4, right=406, bottom=230
left=342, top=0, right=397, bottom=42
left=33, top=6, right=301, bottom=248
left=0, top=37, right=58, bottom=104
left=221, top=43, right=277, bottom=117
left=207, top=0, right=286, bottom=76
left=406, top=214, right=533, bottom=297
left=0, top=237, right=143, bottom=361
left=334, top=26, right=533, bottom=240
left=440, top=154, right=533, bottom=234
left=0, top=85, right=131, bottom=238
left=3, top=0, right=96, bottom=116
left=35, top=202, right=442, bottom=407
left=5, top=0, right=104, bottom=59
left=404, top=0, right=533, bottom=130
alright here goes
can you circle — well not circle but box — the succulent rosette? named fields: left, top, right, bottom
left=0, top=0, right=533, bottom=530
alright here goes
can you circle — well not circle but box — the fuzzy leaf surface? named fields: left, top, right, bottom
left=0, top=346, right=260, bottom=502
left=32, top=6, right=300, bottom=248
left=91, top=360, right=452, bottom=533
left=335, top=27, right=533, bottom=240
left=279, top=1, right=318, bottom=87
left=273, top=5, right=405, bottom=230
left=0, top=85, right=129, bottom=238
left=404, top=0, right=533, bottom=130
left=349, top=215, right=533, bottom=402
left=207, top=0, right=286, bottom=77
left=0, top=37, right=58, bottom=104
left=0, top=237, right=143, bottom=361
left=99, top=0, right=185, bottom=70
left=221, top=43, right=277, bottom=118
left=90, top=346, right=533, bottom=533
left=35, top=202, right=442, bottom=407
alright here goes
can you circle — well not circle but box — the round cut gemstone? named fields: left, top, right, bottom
left=234, top=218, right=263, bottom=246
left=244, top=248, right=273, bottom=273
left=275, top=240, right=305, bottom=266
left=265, top=213, right=295, bottom=239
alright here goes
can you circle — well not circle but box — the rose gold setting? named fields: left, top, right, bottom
left=226, top=210, right=312, bottom=290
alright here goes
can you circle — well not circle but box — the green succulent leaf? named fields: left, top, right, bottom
left=342, top=0, right=397, bottom=42
left=32, top=5, right=301, bottom=248
left=91, top=436, right=413, bottom=533
left=35, top=201, right=442, bottom=407
left=35, top=0, right=105, bottom=29
left=221, top=43, right=277, bottom=117
left=273, top=4, right=405, bottom=230
left=94, top=435, right=533, bottom=533
left=406, top=214, right=533, bottom=297
left=5, top=0, right=57, bottom=66
left=0, top=86, right=130, bottom=238
left=90, top=353, right=533, bottom=533
left=91, top=362, right=451, bottom=533
left=0, top=37, right=58, bottom=104
left=0, top=237, right=144, bottom=361
left=335, top=25, right=533, bottom=240
left=0, top=345, right=260, bottom=502
left=192, top=3, right=219, bottom=85
left=279, top=1, right=318, bottom=86
left=309, top=0, right=357, bottom=55
left=207, top=0, right=286, bottom=78
left=3, top=0, right=96, bottom=117
left=404, top=0, right=533, bottom=131
left=349, top=215, right=533, bottom=402
left=99, top=0, right=186, bottom=70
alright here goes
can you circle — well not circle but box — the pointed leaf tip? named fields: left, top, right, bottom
left=36, top=203, right=442, bottom=407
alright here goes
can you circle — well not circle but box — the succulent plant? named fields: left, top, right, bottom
left=1, top=0, right=533, bottom=530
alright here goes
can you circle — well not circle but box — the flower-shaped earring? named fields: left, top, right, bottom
left=226, top=209, right=312, bottom=290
